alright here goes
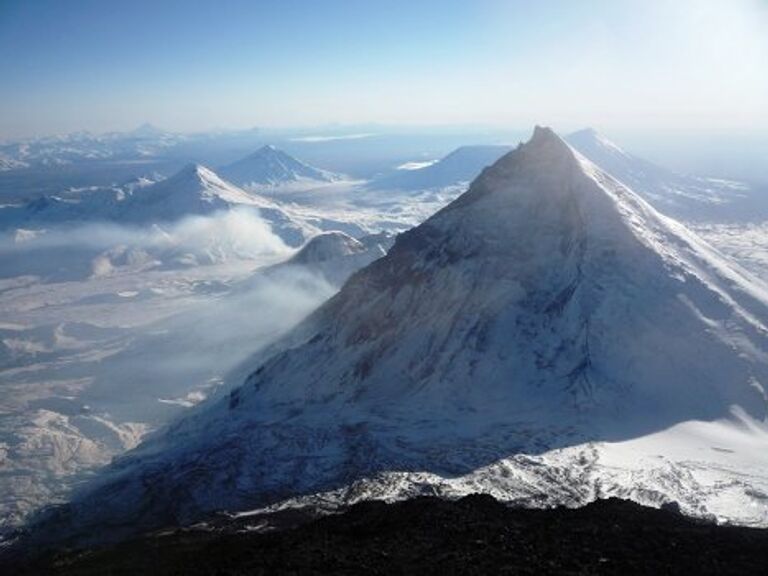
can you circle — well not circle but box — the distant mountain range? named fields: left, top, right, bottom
left=1, top=127, right=762, bottom=224
left=0, top=125, right=187, bottom=168
left=0, top=157, right=331, bottom=247
left=0, top=144, right=367, bottom=246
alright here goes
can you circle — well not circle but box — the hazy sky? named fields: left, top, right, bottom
left=1, top=0, right=766, bottom=138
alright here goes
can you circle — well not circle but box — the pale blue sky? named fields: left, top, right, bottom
left=1, top=0, right=766, bottom=138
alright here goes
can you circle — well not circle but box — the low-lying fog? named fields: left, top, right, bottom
left=0, top=209, right=335, bottom=528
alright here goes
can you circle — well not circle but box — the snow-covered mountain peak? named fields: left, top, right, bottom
left=148, top=163, right=255, bottom=205
left=240, top=144, right=283, bottom=162
left=566, top=127, right=631, bottom=161
left=101, top=163, right=303, bottom=233
left=219, top=145, right=341, bottom=189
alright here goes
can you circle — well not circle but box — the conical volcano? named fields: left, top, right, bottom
left=119, top=163, right=267, bottom=221
left=219, top=145, right=341, bottom=189
left=231, top=126, right=767, bottom=424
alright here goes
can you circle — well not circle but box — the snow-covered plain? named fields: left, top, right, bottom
left=2, top=128, right=768, bottom=543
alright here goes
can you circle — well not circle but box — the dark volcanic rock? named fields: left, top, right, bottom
left=10, top=496, right=768, bottom=575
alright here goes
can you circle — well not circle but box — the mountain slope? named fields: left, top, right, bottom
left=219, top=145, right=341, bottom=190
left=32, top=127, right=768, bottom=545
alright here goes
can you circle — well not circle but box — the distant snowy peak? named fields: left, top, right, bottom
left=370, top=144, right=512, bottom=191
left=565, top=128, right=751, bottom=220
left=117, top=164, right=263, bottom=222
left=565, top=128, right=669, bottom=183
left=156, top=163, right=259, bottom=204
left=219, top=145, right=342, bottom=190
left=129, top=123, right=168, bottom=139
left=566, top=128, right=628, bottom=158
